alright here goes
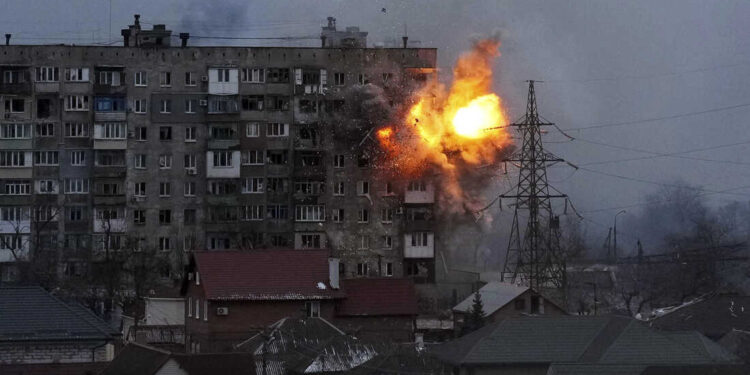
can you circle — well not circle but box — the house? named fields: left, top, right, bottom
left=452, top=281, right=566, bottom=329
left=430, top=315, right=742, bottom=375
left=0, top=286, right=120, bottom=375
left=182, top=250, right=344, bottom=352
left=335, top=278, right=418, bottom=342
left=649, top=294, right=750, bottom=340
left=100, top=342, right=255, bottom=375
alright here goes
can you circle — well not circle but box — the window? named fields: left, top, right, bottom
left=210, top=125, right=236, bottom=140
left=194, top=299, right=200, bottom=320
left=184, top=209, right=196, bottom=225
left=241, top=150, right=264, bottom=165
left=95, top=182, right=121, bottom=195
left=266, top=96, right=290, bottom=111
left=212, top=151, right=232, bottom=167
left=184, top=182, right=196, bottom=197
left=4, top=99, right=24, bottom=113
left=159, top=126, right=172, bottom=141
left=37, top=180, right=57, bottom=194
left=185, top=72, right=196, bottom=86
left=408, top=180, right=427, bottom=191
left=185, top=127, right=196, bottom=142
left=35, top=123, right=54, bottom=137
left=383, top=235, right=393, bottom=249
left=294, top=180, right=325, bottom=196
left=242, top=68, right=265, bottom=83
left=2, top=180, right=30, bottom=195
left=133, top=99, right=147, bottom=113
left=160, top=99, right=172, bottom=113
left=134, top=71, right=147, bottom=86
left=240, top=125, right=258, bottom=141
left=333, top=182, right=345, bottom=196
left=207, top=181, right=237, bottom=195
left=331, top=209, right=344, bottom=223
left=133, top=210, right=146, bottom=225
left=184, top=154, right=197, bottom=169
left=160, top=71, right=171, bottom=87
left=159, top=155, right=172, bottom=169
left=240, top=205, right=264, bottom=221
left=94, top=97, right=126, bottom=112
left=187, top=297, right=193, bottom=317
left=159, top=237, right=171, bottom=251
left=135, top=127, right=147, bottom=141
left=411, top=232, right=430, bottom=247
left=357, top=262, right=369, bottom=276
left=381, top=208, right=393, bottom=223
left=300, top=234, right=322, bottom=249
left=305, top=301, right=320, bottom=318
left=204, top=300, right=208, bottom=321
left=3, top=70, right=26, bottom=84
left=64, top=123, right=89, bottom=138
left=185, top=99, right=197, bottom=114
left=295, top=205, right=325, bottom=222
left=333, top=72, right=345, bottom=86
left=69, top=151, right=86, bottom=166
left=241, top=95, right=264, bottom=111
left=35, top=67, right=59, bottom=82
left=37, top=99, right=52, bottom=118
left=1, top=207, right=29, bottom=222
left=359, top=236, right=370, bottom=250
left=358, top=208, right=369, bottom=223
left=266, top=123, right=288, bottom=137
left=331, top=155, right=345, bottom=169
left=357, top=73, right=368, bottom=85
left=0, top=151, right=27, bottom=167
left=65, top=95, right=88, bottom=111
left=217, top=68, right=231, bottom=82
left=34, top=151, right=58, bottom=166
left=266, top=68, right=290, bottom=83
left=159, top=210, right=172, bottom=225
left=208, top=97, right=239, bottom=113
left=385, top=262, right=393, bottom=276
left=267, top=178, right=288, bottom=193
left=132, top=154, right=146, bottom=169
left=266, top=205, right=289, bottom=220
left=98, top=71, right=121, bottom=86
left=357, top=181, right=370, bottom=195
left=64, top=179, right=89, bottom=194
left=159, top=182, right=171, bottom=197
left=242, top=178, right=264, bottom=194
left=266, top=150, right=288, bottom=165
left=358, top=153, right=370, bottom=167
left=96, top=123, right=126, bottom=139
left=134, top=182, right=146, bottom=197
left=0, top=124, right=31, bottom=139
left=65, top=68, right=89, bottom=82
left=385, top=182, right=394, bottom=196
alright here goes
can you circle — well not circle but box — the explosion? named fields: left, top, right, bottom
left=377, top=38, right=511, bottom=214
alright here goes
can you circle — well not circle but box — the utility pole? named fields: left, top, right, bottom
left=500, top=81, right=573, bottom=291
left=614, top=210, right=626, bottom=260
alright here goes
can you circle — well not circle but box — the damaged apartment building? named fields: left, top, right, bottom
left=0, top=16, right=439, bottom=285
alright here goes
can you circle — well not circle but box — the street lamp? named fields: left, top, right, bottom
left=614, top=210, right=627, bottom=260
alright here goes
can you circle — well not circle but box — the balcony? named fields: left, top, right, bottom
left=404, top=232, right=435, bottom=259
left=94, top=112, right=126, bottom=122
left=94, top=96, right=127, bottom=122
left=404, top=183, right=435, bottom=204
left=208, top=139, right=239, bottom=149
left=0, top=82, right=31, bottom=95
left=34, top=82, right=60, bottom=93
left=93, top=139, right=127, bottom=150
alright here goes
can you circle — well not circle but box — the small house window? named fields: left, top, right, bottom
left=305, top=301, right=320, bottom=318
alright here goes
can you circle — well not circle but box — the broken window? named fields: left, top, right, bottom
left=159, top=126, right=172, bottom=141
left=37, top=99, right=51, bottom=118
left=267, top=178, right=289, bottom=193
left=299, top=99, right=319, bottom=113
left=266, top=96, right=290, bottom=111
left=300, top=234, right=321, bottom=249
left=159, top=209, right=172, bottom=225
left=266, top=68, right=290, bottom=83
left=266, top=150, right=288, bottom=165
left=241, top=95, right=264, bottom=111
left=358, top=153, right=370, bottom=168
left=331, top=209, right=344, bottom=222
left=5, top=99, right=25, bottom=113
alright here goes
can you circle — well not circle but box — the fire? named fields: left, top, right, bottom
left=376, top=38, right=511, bottom=213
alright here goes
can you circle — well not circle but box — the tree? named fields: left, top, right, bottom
left=466, top=292, right=486, bottom=332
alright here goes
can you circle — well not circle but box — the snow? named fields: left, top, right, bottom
left=317, top=282, right=326, bottom=290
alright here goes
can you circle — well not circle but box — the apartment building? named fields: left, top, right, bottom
left=0, top=16, right=438, bottom=285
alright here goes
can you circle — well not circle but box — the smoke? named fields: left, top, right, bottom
left=177, top=1, right=251, bottom=45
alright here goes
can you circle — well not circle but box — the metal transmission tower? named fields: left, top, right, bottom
left=500, top=80, right=570, bottom=291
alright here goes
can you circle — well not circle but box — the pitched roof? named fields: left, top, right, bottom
left=0, top=286, right=119, bottom=342
left=452, top=281, right=528, bottom=314
left=640, top=364, right=750, bottom=375
left=718, top=329, right=750, bottom=363
left=337, top=278, right=418, bottom=316
left=191, top=250, right=343, bottom=301
left=430, top=315, right=739, bottom=367
left=101, top=342, right=257, bottom=375
left=649, top=294, right=750, bottom=339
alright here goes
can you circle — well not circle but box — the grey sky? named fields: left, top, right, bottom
left=4, top=0, right=750, bottom=254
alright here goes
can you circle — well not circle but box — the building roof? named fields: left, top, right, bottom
left=453, top=281, right=537, bottom=315
left=337, top=278, right=418, bottom=316
left=718, top=329, right=750, bottom=363
left=189, top=250, right=343, bottom=301
left=649, top=294, right=750, bottom=339
left=429, top=315, right=739, bottom=367
left=101, top=342, right=257, bottom=375
left=0, top=286, right=119, bottom=342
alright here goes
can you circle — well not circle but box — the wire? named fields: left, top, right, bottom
left=173, top=35, right=319, bottom=41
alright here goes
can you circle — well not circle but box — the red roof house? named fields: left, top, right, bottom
left=335, top=278, right=418, bottom=342
left=182, top=250, right=343, bottom=352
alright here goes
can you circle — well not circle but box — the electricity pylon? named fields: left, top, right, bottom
left=500, top=80, right=570, bottom=291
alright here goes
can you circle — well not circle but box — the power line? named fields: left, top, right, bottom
left=173, top=35, right=319, bottom=41
left=564, top=102, right=750, bottom=131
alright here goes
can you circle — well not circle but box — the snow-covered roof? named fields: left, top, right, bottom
left=452, top=281, right=529, bottom=315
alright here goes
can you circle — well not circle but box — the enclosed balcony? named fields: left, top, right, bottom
left=94, top=96, right=127, bottom=122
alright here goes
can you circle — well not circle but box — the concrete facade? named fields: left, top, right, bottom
left=0, top=20, right=438, bottom=286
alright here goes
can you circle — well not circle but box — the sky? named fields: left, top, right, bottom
left=3, top=0, right=750, bottom=258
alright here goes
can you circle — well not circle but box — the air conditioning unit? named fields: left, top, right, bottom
left=201, top=75, right=209, bottom=82
left=216, top=307, right=229, bottom=316
left=186, top=168, right=197, bottom=175
left=199, top=99, right=208, bottom=106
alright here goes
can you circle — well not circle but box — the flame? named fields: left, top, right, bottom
left=377, top=38, right=511, bottom=213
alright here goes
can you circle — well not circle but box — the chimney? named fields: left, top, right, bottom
left=4, top=34, right=10, bottom=46
left=327, top=16, right=336, bottom=30
left=320, top=35, right=327, bottom=48
left=402, top=36, right=408, bottom=48
left=121, top=29, right=130, bottom=46
left=328, top=258, right=340, bottom=289
left=179, top=33, right=190, bottom=48
left=134, top=14, right=141, bottom=27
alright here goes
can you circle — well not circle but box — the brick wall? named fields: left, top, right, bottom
left=0, top=341, right=111, bottom=364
